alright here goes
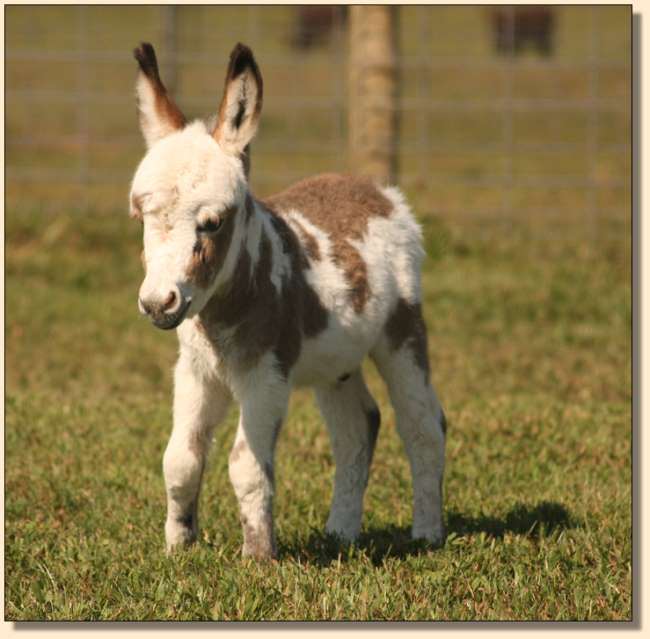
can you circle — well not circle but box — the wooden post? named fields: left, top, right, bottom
left=348, top=5, right=399, bottom=184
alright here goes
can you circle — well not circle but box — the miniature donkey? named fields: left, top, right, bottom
left=129, top=42, right=446, bottom=559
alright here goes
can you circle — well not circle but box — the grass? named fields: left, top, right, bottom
left=4, top=202, right=631, bottom=621
left=5, top=4, right=631, bottom=622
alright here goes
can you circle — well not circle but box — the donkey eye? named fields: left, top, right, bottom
left=197, top=218, right=222, bottom=234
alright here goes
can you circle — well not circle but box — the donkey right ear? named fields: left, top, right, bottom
left=133, top=42, right=186, bottom=149
left=212, top=43, right=263, bottom=156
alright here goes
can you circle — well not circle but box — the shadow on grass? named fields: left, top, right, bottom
left=279, top=500, right=577, bottom=567
left=446, top=500, right=576, bottom=539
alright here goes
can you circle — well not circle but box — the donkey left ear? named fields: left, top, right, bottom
left=133, top=42, right=186, bottom=149
left=212, top=43, right=263, bottom=156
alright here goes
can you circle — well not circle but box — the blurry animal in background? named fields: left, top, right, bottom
left=491, top=6, right=556, bottom=56
left=290, top=5, right=347, bottom=50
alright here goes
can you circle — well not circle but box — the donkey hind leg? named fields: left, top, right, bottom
left=372, top=336, right=446, bottom=545
left=163, top=356, right=231, bottom=553
left=228, top=379, right=289, bottom=560
left=315, top=369, right=380, bottom=542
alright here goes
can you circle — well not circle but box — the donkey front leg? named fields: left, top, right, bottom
left=163, top=354, right=231, bottom=552
left=228, top=379, right=289, bottom=560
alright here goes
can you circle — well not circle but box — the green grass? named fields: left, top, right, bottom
left=4, top=203, right=631, bottom=621
left=5, top=4, right=631, bottom=622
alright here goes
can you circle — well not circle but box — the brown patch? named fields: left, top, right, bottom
left=130, top=193, right=145, bottom=221
left=199, top=230, right=274, bottom=371
left=291, top=219, right=321, bottom=262
left=440, top=409, right=447, bottom=436
left=335, top=239, right=370, bottom=314
left=133, top=43, right=186, bottom=138
left=175, top=501, right=199, bottom=545
left=186, top=206, right=238, bottom=289
left=188, top=430, right=206, bottom=461
left=176, top=447, right=205, bottom=542
left=222, top=233, right=275, bottom=367
left=242, top=510, right=276, bottom=560
left=265, top=208, right=329, bottom=377
left=199, top=200, right=328, bottom=379
left=140, top=249, right=146, bottom=272
left=385, top=298, right=430, bottom=380
left=263, top=174, right=393, bottom=314
left=176, top=510, right=194, bottom=532
left=264, top=174, right=393, bottom=234
left=154, top=87, right=186, bottom=131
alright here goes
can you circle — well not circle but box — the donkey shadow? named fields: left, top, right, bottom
left=279, top=500, right=577, bottom=567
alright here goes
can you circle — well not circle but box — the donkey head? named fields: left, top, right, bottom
left=129, top=42, right=263, bottom=329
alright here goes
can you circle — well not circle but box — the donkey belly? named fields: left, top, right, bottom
left=291, top=261, right=397, bottom=387
left=291, top=322, right=377, bottom=387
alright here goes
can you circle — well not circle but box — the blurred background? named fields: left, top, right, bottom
left=6, top=4, right=630, bottom=224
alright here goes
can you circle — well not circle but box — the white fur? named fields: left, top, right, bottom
left=133, top=122, right=246, bottom=315
left=135, top=75, right=177, bottom=149
left=214, top=68, right=261, bottom=155
left=130, top=49, right=446, bottom=558
left=315, top=370, right=379, bottom=539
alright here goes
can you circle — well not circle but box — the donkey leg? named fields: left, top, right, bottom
left=163, top=354, right=231, bottom=552
left=228, top=378, right=289, bottom=560
left=372, top=313, right=446, bottom=545
left=315, top=370, right=380, bottom=542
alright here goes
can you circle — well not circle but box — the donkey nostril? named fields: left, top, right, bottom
left=162, top=290, right=177, bottom=312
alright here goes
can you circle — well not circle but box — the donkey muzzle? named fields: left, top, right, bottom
left=139, top=289, right=191, bottom=330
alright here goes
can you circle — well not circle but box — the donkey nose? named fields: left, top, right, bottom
left=139, top=287, right=181, bottom=317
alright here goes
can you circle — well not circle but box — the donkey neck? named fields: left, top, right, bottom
left=197, top=190, right=294, bottom=331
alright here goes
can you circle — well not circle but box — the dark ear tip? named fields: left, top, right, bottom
left=231, top=42, right=253, bottom=57
left=133, top=42, right=157, bottom=71
left=229, top=42, right=258, bottom=78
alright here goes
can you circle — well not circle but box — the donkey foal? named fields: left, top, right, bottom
left=129, top=42, right=446, bottom=559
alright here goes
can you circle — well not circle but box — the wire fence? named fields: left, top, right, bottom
left=6, top=5, right=630, bottom=224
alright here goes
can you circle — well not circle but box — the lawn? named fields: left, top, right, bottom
left=4, top=4, right=631, bottom=622
left=4, top=201, right=631, bottom=621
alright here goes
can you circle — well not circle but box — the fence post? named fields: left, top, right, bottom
left=348, top=5, right=399, bottom=184
left=161, top=6, right=178, bottom=95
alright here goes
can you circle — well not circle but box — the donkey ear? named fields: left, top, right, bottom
left=212, top=43, right=263, bottom=156
left=133, top=42, right=186, bottom=148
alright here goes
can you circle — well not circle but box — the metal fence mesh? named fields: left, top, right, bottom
left=6, top=5, right=630, bottom=223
